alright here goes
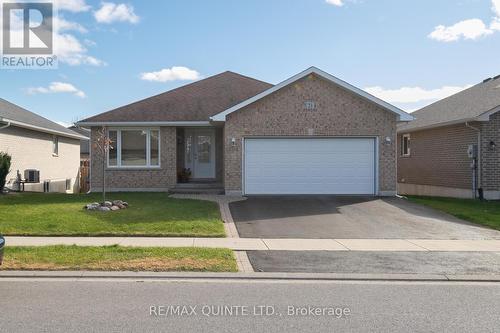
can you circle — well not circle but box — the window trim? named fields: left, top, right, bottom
left=107, top=128, right=161, bottom=169
left=52, top=135, right=59, bottom=156
left=401, top=134, right=410, bottom=157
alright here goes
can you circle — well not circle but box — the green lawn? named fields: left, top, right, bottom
left=0, top=245, right=237, bottom=272
left=0, top=193, right=225, bottom=237
left=408, top=196, right=500, bottom=231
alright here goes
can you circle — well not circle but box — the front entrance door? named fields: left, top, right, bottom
left=184, top=128, right=216, bottom=179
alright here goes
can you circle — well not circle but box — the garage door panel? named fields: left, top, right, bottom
left=244, top=138, right=376, bottom=195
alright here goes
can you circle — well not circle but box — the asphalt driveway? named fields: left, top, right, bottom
left=230, top=196, right=500, bottom=239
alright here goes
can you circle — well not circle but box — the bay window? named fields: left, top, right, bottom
left=108, top=129, right=160, bottom=168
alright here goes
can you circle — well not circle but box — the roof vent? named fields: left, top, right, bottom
left=483, top=77, right=493, bottom=83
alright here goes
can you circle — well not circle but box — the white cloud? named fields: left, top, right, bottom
left=94, top=2, right=139, bottom=24
left=140, top=66, right=202, bottom=82
left=491, top=17, right=500, bottom=31
left=326, top=0, right=343, bottom=6
left=54, top=0, right=91, bottom=12
left=56, top=33, right=106, bottom=66
left=55, top=17, right=87, bottom=33
left=429, top=19, right=492, bottom=42
left=28, top=82, right=86, bottom=98
left=493, top=0, right=500, bottom=17
left=365, top=85, right=472, bottom=104
left=84, top=39, right=97, bottom=46
left=429, top=1, right=500, bottom=41
left=0, top=10, right=103, bottom=66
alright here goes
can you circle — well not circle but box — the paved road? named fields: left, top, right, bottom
left=230, top=196, right=500, bottom=239
left=247, top=251, right=500, bottom=274
left=1, top=278, right=499, bottom=332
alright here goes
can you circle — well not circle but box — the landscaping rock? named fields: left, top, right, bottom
left=122, top=202, right=129, bottom=207
left=84, top=200, right=128, bottom=211
left=85, top=203, right=100, bottom=210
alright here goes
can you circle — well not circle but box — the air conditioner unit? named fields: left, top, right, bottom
left=24, top=169, right=40, bottom=183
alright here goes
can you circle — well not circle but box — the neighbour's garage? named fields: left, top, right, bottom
left=243, top=138, right=376, bottom=195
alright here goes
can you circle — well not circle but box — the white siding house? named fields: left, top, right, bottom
left=0, top=98, right=85, bottom=193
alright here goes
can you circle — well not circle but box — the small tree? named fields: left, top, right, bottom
left=0, top=152, right=11, bottom=193
left=92, top=126, right=113, bottom=203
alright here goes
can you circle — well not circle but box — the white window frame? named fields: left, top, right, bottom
left=52, top=135, right=59, bottom=156
left=401, top=134, right=410, bottom=157
left=107, top=128, right=161, bottom=168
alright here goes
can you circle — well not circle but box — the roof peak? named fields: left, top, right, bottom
left=211, top=66, right=413, bottom=122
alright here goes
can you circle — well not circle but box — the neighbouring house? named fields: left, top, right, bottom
left=398, top=75, right=500, bottom=200
left=0, top=98, right=85, bottom=193
left=68, top=125, right=90, bottom=161
left=77, top=67, right=413, bottom=195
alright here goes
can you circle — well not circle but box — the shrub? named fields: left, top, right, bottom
left=0, top=152, right=11, bottom=193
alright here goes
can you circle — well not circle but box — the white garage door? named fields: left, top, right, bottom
left=244, top=138, right=376, bottom=195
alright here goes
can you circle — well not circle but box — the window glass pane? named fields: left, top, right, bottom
left=121, top=130, right=147, bottom=166
left=197, top=135, right=211, bottom=163
left=53, top=136, right=58, bottom=155
left=108, top=131, right=117, bottom=166
left=186, top=135, right=192, bottom=163
left=402, top=136, right=409, bottom=155
left=150, top=130, right=159, bottom=166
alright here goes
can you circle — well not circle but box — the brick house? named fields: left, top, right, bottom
left=77, top=67, right=413, bottom=195
left=397, top=75, right=500, bottom=200
left=0, top=98, right=85, bottom=193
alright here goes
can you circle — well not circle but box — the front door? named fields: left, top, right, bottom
left=184, top=128, right=216, bottom=179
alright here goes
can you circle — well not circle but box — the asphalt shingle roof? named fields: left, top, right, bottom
left=398, top=76, right=500, bottom=132
left=80, top=71, right=273, bottom=123
left=0, top=98, right=82, bottom=138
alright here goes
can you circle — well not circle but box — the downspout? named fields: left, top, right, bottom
left=87, top=128, right=92, bottom=194
left=465, top=122, right=481, bottom=199
left=0, top=121, right=11, bottom=130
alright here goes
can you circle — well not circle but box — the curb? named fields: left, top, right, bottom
left=1, top=271, right=500, bottom=282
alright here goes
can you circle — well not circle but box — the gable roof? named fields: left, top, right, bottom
left=210, top=67, right=414, bottom=122
left=0, top=98, right=86, bottom=140
left=78, top=71, right=272, bottom=125
left=398, top=76, right=500, bottom=132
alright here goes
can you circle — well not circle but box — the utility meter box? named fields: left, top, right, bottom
left=467, top=144, right=478, bottom=159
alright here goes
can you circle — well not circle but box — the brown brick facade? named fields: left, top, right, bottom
left=480, top=112, right=500, bottom=191
left=223, top=74, right=398, bottom=194
left=90, top=126, right=177, bottom=191
left=397, top=124, right=478, bottom=190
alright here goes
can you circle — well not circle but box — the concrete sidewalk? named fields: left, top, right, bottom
left=5, top=236, right=500, bottom=252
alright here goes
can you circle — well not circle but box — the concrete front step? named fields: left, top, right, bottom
left=169, top=188, right=225, bottom=195
left=170, top=182, right=224, bottom=194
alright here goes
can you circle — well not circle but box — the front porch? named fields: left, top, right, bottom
left=172, top=127, right=224, bottom=194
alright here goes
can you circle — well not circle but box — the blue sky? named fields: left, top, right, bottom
left=1, top=0, right=500, bottom=126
